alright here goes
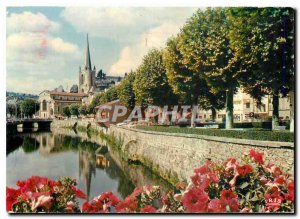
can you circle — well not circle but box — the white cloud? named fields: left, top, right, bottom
left=61, top=7, right=197, bottom=75
left=109, top=21, right=186, bottom=75
left=7, top=11, right=60, bottom=34
left=6, top=11, right=81, bottom=94
left=61, top=7, right=197, bottom=41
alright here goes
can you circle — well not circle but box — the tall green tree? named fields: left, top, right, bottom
left=102, top=86, right=119, bottom=103
left=20, top=98, right=39, bottom=118
left=79, top=105, right=88, bottom=115
left=133, top=48, right=177, bottom=108
left=227, top=7, right=295, bottom=130
left=118, top=71, right=136, bottom=110
left=164, top=36, right=226, bottom=124
left=62, top=106, right=71, bottom=118
left=176, top=8, right=239, bottom=128
left=69, top=104, right=80, bottom=116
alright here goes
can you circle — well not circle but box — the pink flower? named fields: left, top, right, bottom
left=264, top=193, right=284, bottom=212
left=31, top=195, right=53, bottom=212
left=182, top=187, right=209, bottom=212
left=236, top=164, right=253, bottom=177
left=208, top=199, right=226, bottom=213
left=140, top=205, right=157, bottom=213
left=115, top=196, right=138, bottom=213
left=6, top=187, right=21, bottom=212
left=71, top=186, right=86, bottom=199
left=249, top=149, right=264, bottom=165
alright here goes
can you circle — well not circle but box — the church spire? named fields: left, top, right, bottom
left=85, top=34, right=92, bottom=70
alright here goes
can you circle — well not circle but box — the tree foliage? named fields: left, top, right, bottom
left=133, top=48, right=177, bottom=107
left=118, top=71, right=136, bottom=109
left=20, top=98, right=39, bottom=118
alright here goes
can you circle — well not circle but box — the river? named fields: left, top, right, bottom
left=6, top=127, right=173, bottom=205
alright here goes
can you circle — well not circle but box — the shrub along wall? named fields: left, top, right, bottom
left=136, top=125, right=294, bottom=142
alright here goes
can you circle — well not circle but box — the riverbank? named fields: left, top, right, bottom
left=51, top=119, right=294, bottom=186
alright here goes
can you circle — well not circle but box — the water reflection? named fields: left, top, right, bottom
left=7, top=130, right=173, bottom=203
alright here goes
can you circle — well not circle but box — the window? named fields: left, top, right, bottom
left=42, top=100, right=47, bottom=111
left=246, top=103, right=250, bottom=109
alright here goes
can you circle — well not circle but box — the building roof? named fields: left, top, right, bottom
left=95, top=99, right=120, bottom=109
left=49, top=91, right=88, bottom=97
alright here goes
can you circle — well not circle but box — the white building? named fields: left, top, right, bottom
left=198, top=89, right=291, bottom=123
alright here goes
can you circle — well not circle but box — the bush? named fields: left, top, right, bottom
left=218, top=122, right=272, bottom=129
left=136, top=125, right=294, bottom=142
left=7, top=150, right=294, bottom=213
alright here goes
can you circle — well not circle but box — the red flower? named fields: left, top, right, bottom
left=265, top=193, right=284, bottom=212
left=182, top=187, right=209, bottom=212
left=220, top=190, right=239, bottom=212
left=115, top=196, right=138, bottom=213
left=71, top=186, right=86, bottom=199
left=140, top=205, right=157, bottom=213
left=249, top=149, right=264, bottom=165
left=220, top=190, right=238, bottom=200
left=236, top=164, right=253, bottom=177
left=284, top=181, right=294, bottom=202
left=6, top=187, right=21, bottom=211
left=208, top=199, right=226, bottom=213
left=98, top=191, right=120, bottom=206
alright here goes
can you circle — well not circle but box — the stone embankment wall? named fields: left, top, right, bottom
left=51, top=120, right=294, bottom=185
left=108, top=125, right=294, bottom=185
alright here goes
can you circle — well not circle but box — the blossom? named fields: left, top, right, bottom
left=284, top=181, right=294, bottom=202
left=236, top=164, right=253, bottom=177
left=31, top=195, right=53, bottom=212
left=264, top=193, right=284, bottom=212
left=140, top=205, right=157, bottom=213
left=219, top=190, right=239, bottom=212
left=6, top=187, right=21, bottom=212
left=98, top=191, right=120, bottom=206
left=115, top=196, right=138, bottom=213
left=208, top=199, right=226, bottom=213
left=182, top=187, right=209, bottom=212
left=71, top=186, right=86, bottom=199
left=249, top=149, right=264, bottom=165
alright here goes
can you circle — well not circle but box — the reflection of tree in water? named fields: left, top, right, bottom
left=22, top=136, right=40, bottom=153
left=7, top=132, right=173, bottom=202
left=102, top=154, right=135, bottom=198
left=6, top=136, right=23, bottom=156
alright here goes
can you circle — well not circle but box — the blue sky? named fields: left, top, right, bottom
left=6, top=7, right=198, bottom=94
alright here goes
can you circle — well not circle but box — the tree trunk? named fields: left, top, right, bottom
left=272, top=91, right=280, bottom=130
left=225, top=87, right=234, bottom=129
left=289, top=91, right=294, bottom=132
left=211, top=107, right=216, bottom=122
left=190, top=95, right=198, bottom=128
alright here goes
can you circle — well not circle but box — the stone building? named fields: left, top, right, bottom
left=38, top=91, right=87, bottom=119
left=198, top=89, right=291, bottom=123
left=78, top=34, right=96, bottom=94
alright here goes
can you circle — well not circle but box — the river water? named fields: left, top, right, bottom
left=6, top=128, right=173, bottom=205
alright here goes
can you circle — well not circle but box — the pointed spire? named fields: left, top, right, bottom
left=85, top=34, right=92, bottom=70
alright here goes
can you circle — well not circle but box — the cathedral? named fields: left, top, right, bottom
left=78, top=34, right=123, bottom=94
left=78, top=34, right=96, bottom=94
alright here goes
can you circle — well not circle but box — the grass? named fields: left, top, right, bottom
left=136, top=125, right=294, bottom=143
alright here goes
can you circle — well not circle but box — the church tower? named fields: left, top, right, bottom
left=79, top=34, right=96, bottom=93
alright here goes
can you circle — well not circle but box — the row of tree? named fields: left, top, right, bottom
left=89, top=7, right=294, bottom=131
left=6, top=98, right=40, bottom=118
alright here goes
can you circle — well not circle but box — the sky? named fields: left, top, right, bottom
left=6, top=7, right=198, bottom=94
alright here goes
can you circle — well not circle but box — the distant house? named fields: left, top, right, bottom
left=38, top=91, right=87, bottom=119
left=95, top=99, right=130, bottom=125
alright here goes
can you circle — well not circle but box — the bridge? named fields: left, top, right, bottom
left=6, top=118, right=53, bottom=131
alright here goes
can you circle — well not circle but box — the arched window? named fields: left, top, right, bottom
left=42, top=100, right=47, bottom=111
left=81, top=74, right=84, bottom=84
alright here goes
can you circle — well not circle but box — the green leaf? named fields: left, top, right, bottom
left=239, top=182, right=249, bottom=189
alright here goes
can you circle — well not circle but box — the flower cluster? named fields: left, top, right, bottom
left=7, top=150, right=294, bottom=213
left=6, top=176, right=86, bottom=213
